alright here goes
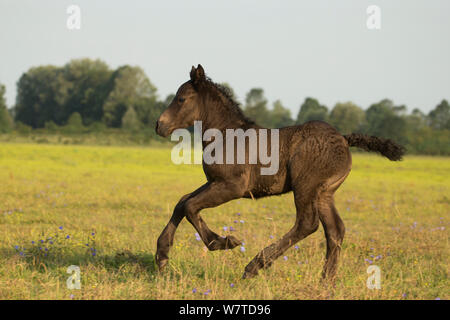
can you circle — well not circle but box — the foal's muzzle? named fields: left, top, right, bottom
left=155, top=120, right=170, bottom=138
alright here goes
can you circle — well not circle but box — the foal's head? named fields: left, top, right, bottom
left=155, top=64, right=208, bottom=137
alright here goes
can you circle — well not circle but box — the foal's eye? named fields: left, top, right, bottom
left=178, top=97, right=185, bottom=103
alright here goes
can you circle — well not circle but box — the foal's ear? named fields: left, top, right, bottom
left=190, top=64, right=206, bottom=86
left=190, top=66, right=196, bottom=81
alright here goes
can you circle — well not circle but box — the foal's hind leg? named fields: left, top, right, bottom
left=318, top=198, right=345, bottom=280
left=242, top=180, right=320, bottom=279
left=318, top=173, right=348, bottom=280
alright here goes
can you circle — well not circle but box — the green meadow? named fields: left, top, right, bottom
left=0, top=143, right=448, bottom=299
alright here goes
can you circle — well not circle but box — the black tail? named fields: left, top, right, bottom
left=344, top=133, right=405, bottom=161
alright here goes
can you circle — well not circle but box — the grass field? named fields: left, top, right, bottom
left=0, top=142, right=448, bottom=300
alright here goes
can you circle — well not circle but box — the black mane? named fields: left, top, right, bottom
left=202, top=77, right=255, bottom=125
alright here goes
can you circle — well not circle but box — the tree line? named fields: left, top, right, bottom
left=0, top=58, right=449, bottom=155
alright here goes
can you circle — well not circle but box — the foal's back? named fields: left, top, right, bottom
left=243, top=120, right=352, bottom=199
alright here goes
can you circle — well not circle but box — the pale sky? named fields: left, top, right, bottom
left=0, top=0, right=449, bottom=115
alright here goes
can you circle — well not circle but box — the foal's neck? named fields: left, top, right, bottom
left=200, top=93, right=253, bottom=133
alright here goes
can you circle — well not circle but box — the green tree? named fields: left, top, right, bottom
left=270, top=100, right=294, bottom=128
left=15, top=65, right=70, bottom=128
left=122, top=107, right=141, bottom=131
left=14, top=59, right=112, bottom=128
left=44, top=120, right=59, bottom=132
left=406, top=108, right=427, bottom=131
left=63, top=58, right=113, bottom=125
left=67, top=112, right=83, bottom=127
left=243, top=88, right=271, bottom=127
left=0, top=84, right=13, bottom=132
left=296, top=97, right=328, bottom=124
left=103, top=66, right=157, bottom=128
left=62, top=112, right=84, bottom=134
left=428, top=99, right=450, bottom=130
left=329, top=102, right=365, bottom=134
left=364, top=99, right=408, bottom=145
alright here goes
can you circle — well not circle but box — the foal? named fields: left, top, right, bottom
left=155, top=65, right=404, bottom=279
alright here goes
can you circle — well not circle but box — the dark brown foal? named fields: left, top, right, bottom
left=155, top=64, right=405, bottom=280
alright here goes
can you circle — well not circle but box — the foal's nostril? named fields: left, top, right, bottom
left=156, top=120, right=169, bottom=137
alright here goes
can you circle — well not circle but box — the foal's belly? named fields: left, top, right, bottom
left=245, top=166, right=292, bottom=199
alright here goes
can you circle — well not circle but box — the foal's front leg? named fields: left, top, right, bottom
left=183, top=181, right=244, bottom=251
left=156, top=183, right=215, bottom=271
left=156, top=181, right=243, bottom=271
left=155, top=191, right=195, bottom=271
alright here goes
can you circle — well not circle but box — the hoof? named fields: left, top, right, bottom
left=242, top=270, right=258, bottom=279
left=320, top=273, right=337, bottom=285
left=224, top=235, right=241, bottom=249
left=155, top=254, right=168, bottom=272
left=208, top=236, right=242, bottom=251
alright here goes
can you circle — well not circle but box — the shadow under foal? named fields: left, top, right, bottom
left=155, top=64, right=405, bottom=280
